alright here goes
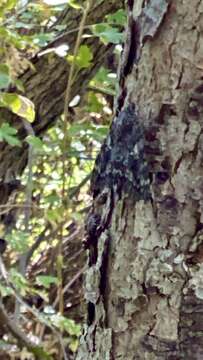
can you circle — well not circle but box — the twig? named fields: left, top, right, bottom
left=24, top=226, right=50, bottom=267
left=69, top=172, right=91, bottom=198
left=53, top=265, right=86, bottom=308
left=87, top=84, right=115, bottom=97
left=15, top=120, right=35, bottom=319
left=58, top=0, right=93, bottom=317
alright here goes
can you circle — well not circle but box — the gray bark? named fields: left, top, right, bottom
left=77, top=0, right=203, bottom=359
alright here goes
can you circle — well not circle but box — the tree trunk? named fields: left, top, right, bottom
left=77, top=0, right=203, bottom=359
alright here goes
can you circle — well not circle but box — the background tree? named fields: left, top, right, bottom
left=0, top=0, right=125, bottom=358
left=76, top=0, right=203, bottom=359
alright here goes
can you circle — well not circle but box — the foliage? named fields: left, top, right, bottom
left=0, top=0, right=125, bottom=359
left=0, top=122, right=21, bottom=146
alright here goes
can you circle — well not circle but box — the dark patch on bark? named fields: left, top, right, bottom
left=179, top=290, right=203, bottom=359
left=99, top=233, right=110, bottom=327
left=85, top=213, right=101, bottom=265
left=87, top=302, right=95, bottom=326
left=128, top=0, right=134, bottom=11
left=91, top=104, right=151, bottom=201
left=162, top=195, right=178, bottom=210
left=156, top=104, right=176, bottom=124
left=141, top=335, right=179, bottom=358
left=155, top=171, right=169, bottom=184
left=122, top=19, right=141, bottom=77
left=117, top=87, right=127, bottom=113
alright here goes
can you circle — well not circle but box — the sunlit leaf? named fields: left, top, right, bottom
left=68, top=0, right=82, bottom=9
left=0, top=93, right=35, bottom=122
left=50, top=313, right=81, bottom=336
left=68, top=45, right=93, bottom=69
left=6, top=230, right=30, bottom=253
left=69, top=338, right=79, bottom=352
left=77, top=45, right=93, bottom=68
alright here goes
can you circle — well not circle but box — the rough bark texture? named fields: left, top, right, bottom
left=0, top=0, right=123, bottom=182
left=77, top=0, right=203, bottom=359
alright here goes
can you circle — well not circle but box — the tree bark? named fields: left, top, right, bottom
left=77, top=0, right=203, bottom=359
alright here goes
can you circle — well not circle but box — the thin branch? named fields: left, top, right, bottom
left=24, top=226, right=50, bottom=267
left=53, top=265, right=86, bottom=308
left=15, top=120, right=35, bottom=319
left=58, top=0, right=93, bottom=316
left=69, top=172, right=91, bottom=198
left=87, top=84, right=115, bottom=96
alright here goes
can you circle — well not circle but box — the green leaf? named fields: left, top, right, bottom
left=26, top=135, right=44, bottom=150
left=44, top=193, right=60, bottom=205
left=0, top=64, right=11, bottom=89
left=13, top=21, right=34, bottom=30
left=0, top=122, right=21, bottom=146
left=0, top=284, right=13, bottom=297
left=14, top=79, right=24, bottom=92
left=36, top=275, right=58, bottom=289
left=50, top=313, right=81, bottom=336
left=92, top=66, right=116, bottom=89
left=68, top=45, right=93, bottom=69
left=68, top=122, right=92, bottom=136
left=0, top=0, right=17, bottom=13
left=93, top=67, right=109, bottom=83
left=0, top=339, right=14, bottom=350
left=87, top=91, right=103, bottom=113
left=61, top=317, right=81, bottom=336
left=91, top=24, right=123, bottom=44
left=69, top=338, right=79, bottom=353
left=0, top=93, right=21, bottom=113
left=0, top=93, right=35, bottom=122
left=9, top=268, right=29, bottom=296
left=32, top=32, right=56, bottom=46
left=106, top=9, right=126, bottom=26
left=6, top=231, right=30, bottom=253
left=45, top=207, right=64, bottom=226
left=77, top=45, right=92, bottom=68
left=68, top=0, right=82, bottom=9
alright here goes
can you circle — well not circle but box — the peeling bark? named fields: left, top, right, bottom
left=77, top=0, right=203, bottom=359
